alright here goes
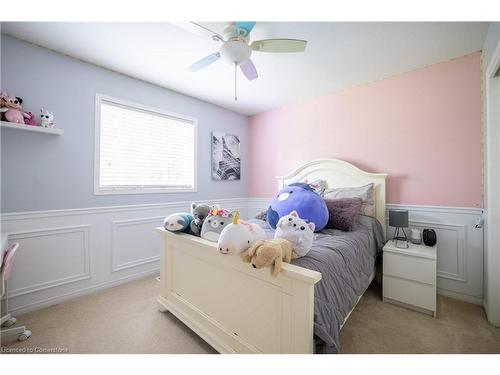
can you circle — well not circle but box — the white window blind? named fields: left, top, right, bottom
left=95, top=96, right=196, bottom=194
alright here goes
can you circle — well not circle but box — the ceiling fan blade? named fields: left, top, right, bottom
left=235, top=22, right=256, bottom=37
left=240, top=59, right=258, bottom=80
left=171, top=22, right=224, bottom=41
left=251, top=39, right=307, bottom=53
left=188, top=52, right=221, bottom=72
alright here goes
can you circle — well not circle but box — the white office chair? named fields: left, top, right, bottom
left=1, top=243, right=31, bottom=342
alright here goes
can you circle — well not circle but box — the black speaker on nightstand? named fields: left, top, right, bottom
left=423, top=229, right=437, bottom=246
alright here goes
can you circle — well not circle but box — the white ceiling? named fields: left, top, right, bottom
left=1, top=22, right=489, bottom=116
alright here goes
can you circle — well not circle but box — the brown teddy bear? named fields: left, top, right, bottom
left=240, top=238, right=296, bottom=277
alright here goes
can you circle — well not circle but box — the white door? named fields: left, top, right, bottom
left=486, top=67, right=500, bottom=326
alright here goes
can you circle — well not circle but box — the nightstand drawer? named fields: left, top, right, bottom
left=384, top=252, right=436, bottom=285
left=383, top=275, right=436, bottom=312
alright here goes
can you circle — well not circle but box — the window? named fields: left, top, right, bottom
left=94, top=94, right=197, bottom=194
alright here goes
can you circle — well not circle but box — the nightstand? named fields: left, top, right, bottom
left=382, top=240, right=437, bottom=317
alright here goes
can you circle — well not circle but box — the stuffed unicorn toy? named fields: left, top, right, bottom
left=217, top=211, right=266, bottom=255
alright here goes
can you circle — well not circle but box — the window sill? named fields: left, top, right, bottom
left=94, top=187, right=197, bottom=195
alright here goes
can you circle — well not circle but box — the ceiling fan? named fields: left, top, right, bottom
left=183, top=22, right=307, bottom=100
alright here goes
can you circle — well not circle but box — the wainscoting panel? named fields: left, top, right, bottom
left=111, top=217, right=164, bottom=273
left=8, top=225, right=90, bottom=298
left=1, top=198, right=248, bottom=314
left=248, top=198, right=484, bottom=304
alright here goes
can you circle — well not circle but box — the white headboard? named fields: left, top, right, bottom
left=276, top=159, right=387, bottom=237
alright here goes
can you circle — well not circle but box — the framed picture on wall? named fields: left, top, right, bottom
left=211, top=132, right=241, bottom=180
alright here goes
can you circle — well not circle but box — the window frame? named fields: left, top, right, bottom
left=94, top=93, right=198, bottom=195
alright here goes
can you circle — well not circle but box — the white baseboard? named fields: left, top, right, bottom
left=437, top=288, right=483, bottom=305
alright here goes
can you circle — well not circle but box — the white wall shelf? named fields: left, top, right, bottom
left=1, top=121, right=64, bottom=135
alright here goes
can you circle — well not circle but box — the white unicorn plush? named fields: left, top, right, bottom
left=217, top=211, right=266, bottom=255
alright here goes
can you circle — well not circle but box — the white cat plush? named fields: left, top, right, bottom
left=274, top=210, right=315, bottom=257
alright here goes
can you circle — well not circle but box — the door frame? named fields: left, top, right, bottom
left=485, top=39, right=500, bottom=326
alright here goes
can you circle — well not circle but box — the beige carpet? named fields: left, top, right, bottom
left=1, top=276, right=499, bottom=354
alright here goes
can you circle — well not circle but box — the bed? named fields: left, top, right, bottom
left=156, top=159, right=387, bottom=353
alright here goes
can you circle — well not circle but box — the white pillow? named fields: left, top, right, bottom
left=323, top=183, right=375, bottom=217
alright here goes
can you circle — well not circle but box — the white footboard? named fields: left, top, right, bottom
left=156, top=228, right=322, bottom=354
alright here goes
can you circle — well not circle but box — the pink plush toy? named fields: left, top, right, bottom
left=0, top=92, right=29, bottom=124
left=23, top=112, right=37, bottom=126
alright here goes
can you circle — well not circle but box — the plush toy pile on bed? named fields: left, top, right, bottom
left=162, top=204, right=309, bottom=276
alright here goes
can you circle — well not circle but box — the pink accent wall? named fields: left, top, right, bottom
left=249, top=53, right=483, bottom=207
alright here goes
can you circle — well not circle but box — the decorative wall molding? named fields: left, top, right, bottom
left=111, top=216, right=164, bottom=273
left=7, top=225, right=91, bottom=298
left=410, top=221, right=467, bottom=283
left=1, top=198, right=249, bottom=221
left=386, top=203, right=482, bottom=216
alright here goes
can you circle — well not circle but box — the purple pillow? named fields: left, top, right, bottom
left=325, top=197, right=362, bottom=231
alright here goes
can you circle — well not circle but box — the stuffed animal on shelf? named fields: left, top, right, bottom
left=241, top=238, right=295, bottom=277
left=40, top=109, right=55, bottom=128
left=190, top=202, right=218, bottom=237
left=23, top=112, right=37, bottom=126
left=0, top=93, right=6, bottom=120
left=274, top=210, right=315, bottom=258
left=267, top=182, right=328, bottom=232
left=217, top=211, right=266, bottom=255
left=0, top=92, right=29, bottom=124
left=200, top=208, right=233, bottom=242
left=163, top=212, right=193, bottom=233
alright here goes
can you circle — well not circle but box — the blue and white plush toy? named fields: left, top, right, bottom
left=163, top=213, right=193, bottom=233
left=267, top=183, right=329, bottom=232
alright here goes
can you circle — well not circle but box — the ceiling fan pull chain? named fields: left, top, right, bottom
left=234, top=62, right=238, bottom=101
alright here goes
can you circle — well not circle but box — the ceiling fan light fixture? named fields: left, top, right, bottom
left=220, top=40, right=252, bottom=65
